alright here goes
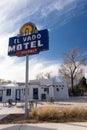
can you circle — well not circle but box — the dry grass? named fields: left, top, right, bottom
left=30, top=105, right=87, bottom=122
left=1, top=105, right=87, bottom=124
left=30, top=105, right=58, bottom=121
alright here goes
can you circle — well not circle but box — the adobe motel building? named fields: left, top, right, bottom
left=0, top=79, right=69, bottom=102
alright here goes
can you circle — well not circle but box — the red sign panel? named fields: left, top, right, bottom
left=16, top=48, right=39, bottom=57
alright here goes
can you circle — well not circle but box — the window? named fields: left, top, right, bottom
left=6, top=89, right=11, bottom=96
left=44, top=88, right=49, bottom=93
left=41, top=94, right=46, bottom=100
left=57, top=88, right=59, bottom=91
left=44, top=88, right=47, bottom=92
left=33, top=88, right=38, bottom=99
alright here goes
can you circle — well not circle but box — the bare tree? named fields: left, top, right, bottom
left=36, top=72, right=44, bottom=80
left=59, top=48, right=86, bottom=93
left=36, top=72, right=56, bottom=83
left=44, top=72, right=51, bottom=79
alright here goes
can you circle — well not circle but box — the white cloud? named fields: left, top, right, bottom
left=0, top=0, right=82, bottom=34
left=0, top=32, right=18, bottom=59
left=41, top=0, right=75, bottom=16
left=0, top=56, right=60, bottom=82
left=1, top=55, right=86, bottom=82
left=0, top=0, right=86, bottom=36
left=0, top=0, right=27, bottom=34
left=0, top=34, right=11, bottom=57
left=29, top=58, right=60, bottom=79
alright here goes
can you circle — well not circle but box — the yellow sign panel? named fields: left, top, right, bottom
left=20, top=22, right=37, bottom=35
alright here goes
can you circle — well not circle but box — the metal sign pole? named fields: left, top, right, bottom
left=25, top=55, right=29, bottom=118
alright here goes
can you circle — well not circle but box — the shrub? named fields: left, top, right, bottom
left=30, top=105, right=59, bottom=121
left=30, top=105, right=87, bottom=122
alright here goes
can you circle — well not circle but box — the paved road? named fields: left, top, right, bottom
left=0, top=123, right=87, bottom=130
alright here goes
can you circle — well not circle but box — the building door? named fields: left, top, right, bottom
left=33, top=88, right=38, bottom=99
left=41, top=93, right=46, bottom=100
left=0, top=90, right=3, bottom=101
left=15, top=89, right=20, bottom=101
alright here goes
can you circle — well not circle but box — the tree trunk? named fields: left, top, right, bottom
left=71, top=75, right=74, bottom=94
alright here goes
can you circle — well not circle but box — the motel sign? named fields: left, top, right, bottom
left=8, top=22, right=49, bottom=118
left=8, top=29, right=49, bottom=56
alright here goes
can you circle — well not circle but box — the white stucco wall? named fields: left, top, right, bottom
left=0, top=83, right=22, bottom=102
left=54, top=82, right=69, bottom=100
left=0, top=79, right=69, bottom=102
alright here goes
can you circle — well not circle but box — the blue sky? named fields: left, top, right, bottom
left=0, top=0, right=87, bottom=82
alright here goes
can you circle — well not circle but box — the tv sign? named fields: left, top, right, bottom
left=8, top=23, right=49, bottom=57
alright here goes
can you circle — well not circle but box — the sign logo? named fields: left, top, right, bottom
left=20, top=22, right=37, bottom=35
left=8, top=22, right=49, bottom=57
